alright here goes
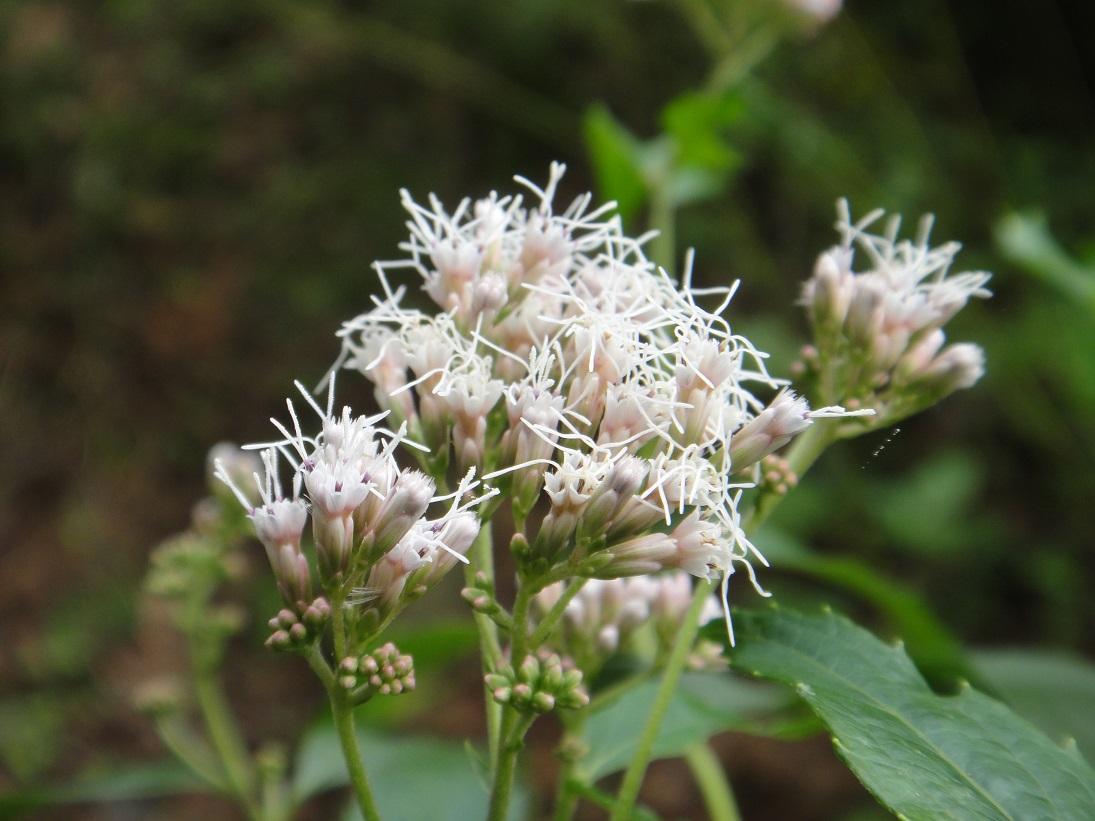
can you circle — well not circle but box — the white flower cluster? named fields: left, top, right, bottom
left=800, top=201, right=991, bottom=421
left=214, top=381, right=490, bottom=621
left=332, top=164, right=858, bottom=634
left=535, top=572, right=724, bottom=660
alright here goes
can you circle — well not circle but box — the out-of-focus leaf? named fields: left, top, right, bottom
left=583, top=104, right=648, bottom=221
left=0, top=761, right=207, bottom=816
left=995, top=212, right=1095, bottom=309
left=578, top=672, right=788, bottom=780
left=294, top=724, right=526, bottom=820
left=757, top=527, right=973, bottom=684
left=973, top=648, right=1095, bottom=763
left=723, top=607, right=1095, bottom=820
left=661, top=90, right=743, bottom=173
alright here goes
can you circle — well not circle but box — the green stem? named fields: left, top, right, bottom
left=649, top=185, right=676, bottom=272
left=610, top=419, right=840, bottom=819
left=153, top=716, right=227, bottom=791
left=488, top=580, right=537, bottom=821
left=748, top=419, right=838, bottom=530
left=328, top=688, right=381, bottom=821
left=191, top=652, right=261, bottom=820
left=467, top=525, right=504, bottom=766
left=685, top=743, right=741, bottom=821
left=488, top=711, right=536, bottom=821
left=609, top=578, right=713, bottom=821
left=552, top=713, right=587, bottom=821
left=529, top=577, right=587, bottom=649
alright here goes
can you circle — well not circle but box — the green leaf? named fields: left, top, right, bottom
left=578, top=672, right=788, bottom=780
left=294, top=724, right=526, bottom=821
left=974, top=649, right=1095, bottom=764
left=582, top=104, right=648, bottom=221
left=660, top=90, right=743, bottom=174
left=757, top=527, right=973, bottom=685
left=723, top=607, right=1095, bottom=820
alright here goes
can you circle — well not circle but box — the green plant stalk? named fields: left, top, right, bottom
left=487, top=581, right=536, bottom=821
left=552, top=712, right=587, bottom=821
left=153, top=716, right=228, bottom=791
left=328, top=686, right=381, bottom=821
left=685, top=743, right=741, bottom=821
left=609, top=576, right=714, bottom=821
left=191, top=658, right=260, bottom=819
left=610, top=419, right=839, bottom=818
left=649, top=186, right=676, bottom=272
left=184, top=595, right=260, bottom=821
left=529, top=577, right=587, bottom=648
left=324, top=594, right=382, bottom=821
left=488, top=711, right=537, bottom=821
left=468, top=525, right=504, bottom=765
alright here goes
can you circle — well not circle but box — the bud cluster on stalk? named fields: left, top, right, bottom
left=266, top=599, right=331, bottom=651
left=214, top=391, right=491, bottom=646
left=798, top=201, right=991, bottom=427
left=485, top=650, right=589, bottom=714
left=337, top=642, right=416, bottom=701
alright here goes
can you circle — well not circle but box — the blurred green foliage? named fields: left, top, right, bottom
left=2, top=0, right=1094, bottom=817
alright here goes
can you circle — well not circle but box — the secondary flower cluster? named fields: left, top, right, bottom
left=798, top=201, right=991, bottom=426
left=534, top=572, right=725, bottom=671
left=331, top=164, right=860, bottom=634
left=214, top=386, right=489, bottom=638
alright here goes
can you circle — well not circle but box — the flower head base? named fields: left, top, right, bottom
left=799, top=201, right=991, bottom=427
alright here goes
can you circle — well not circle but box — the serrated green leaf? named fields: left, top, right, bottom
left=756, top=527, right=973, bottom=685
left=724, top=607, right=1095, bottom=820
left=578, top=672, right=788, bottom=780
left=973, top=648, right=1095, bottom=764
left=294, top=724, right=526, bottom=821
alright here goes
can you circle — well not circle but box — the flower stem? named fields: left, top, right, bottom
left=748, top=419, right=837, bottom=530
left=190, top=650, right=261, bottom=820
left=529, top=577, right=587, bottom=649
left=487, top=579, right=537, bottom=821
left=467, top=525, right=504, bottom=765
left=685, top=743, right=741, bottom=821
left=552, top=713, right=587, bottom=821
left=328, top=687, right=381, bottom=821
left=610, top=419, right=839, bottom=819
left=488, top=710, right=536, bottom=821
left=609, top=578, right=713, bottom=821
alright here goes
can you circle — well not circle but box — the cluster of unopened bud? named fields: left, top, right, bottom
left=337, top=642, right=416, bottom=698
left=461, top=571, right=508, bottom=623
left=485, top=650, right=589, bottom=714
left=757, top=454, right=798, bottom=496
left=265, top=598, right=331, bottom=651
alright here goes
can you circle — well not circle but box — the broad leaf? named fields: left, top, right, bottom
left=720, top=607, right=1095, bottom=820
left=974, top=648, right=1095, bottom=763
left=757, top=527, right=973, bottom=684
left=578, top=672, right=788, bottom=780
left=294, top=725, right=526, bottom=821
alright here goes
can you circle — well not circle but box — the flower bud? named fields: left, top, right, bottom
left=361, top=471, right=435, bottom=562
left=729, top=392, right=811, bottom=470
